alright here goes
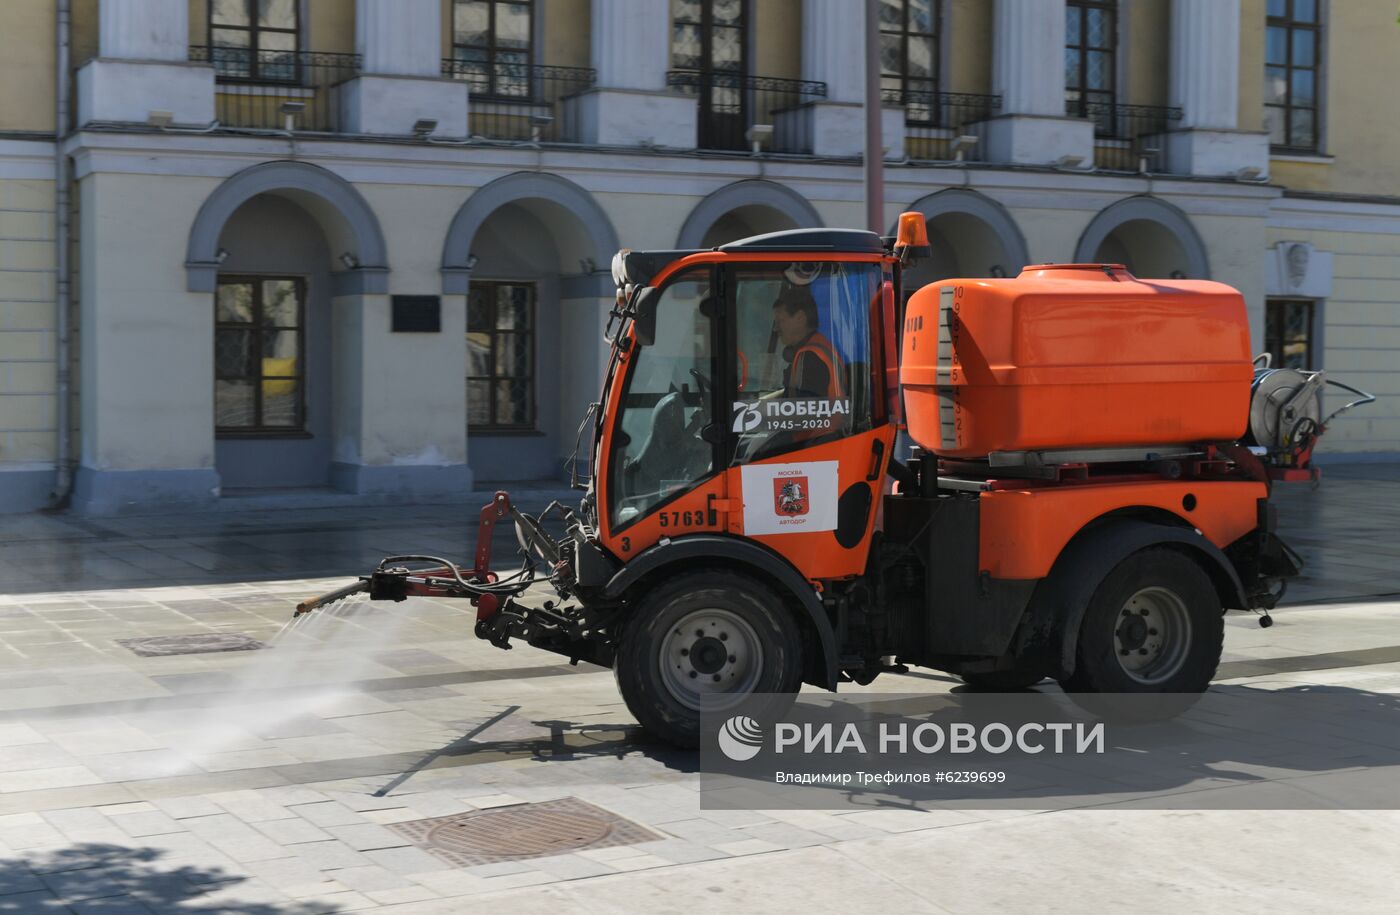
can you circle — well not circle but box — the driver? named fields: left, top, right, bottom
left=771, top=285, right=845, bottom=401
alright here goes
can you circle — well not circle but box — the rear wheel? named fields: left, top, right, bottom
left=1060, top=548, right=1223, bottom=706
left=614, top=570, right=803, bottom=748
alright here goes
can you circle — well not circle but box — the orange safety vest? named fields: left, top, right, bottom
left=788, top=331, right=847, bottom=442
left=787, top=330, right=846, bottom=401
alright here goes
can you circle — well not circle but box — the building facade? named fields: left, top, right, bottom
left=0, top=0, right=1395, bottom=514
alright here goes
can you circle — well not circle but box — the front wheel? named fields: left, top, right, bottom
left=614, top=570, right=803, bottom=748
left=1060, top=548, right=1223, bottom=711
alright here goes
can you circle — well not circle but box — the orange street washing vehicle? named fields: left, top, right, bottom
left=297, top=213, right=1373, bottom=747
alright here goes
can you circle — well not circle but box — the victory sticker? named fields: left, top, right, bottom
left=732, top=398, right=850, bottom=435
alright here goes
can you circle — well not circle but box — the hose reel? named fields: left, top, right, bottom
left=1248, top=367, right=1322, bottom=451
left=1246, top=354, right=1376, bottom=454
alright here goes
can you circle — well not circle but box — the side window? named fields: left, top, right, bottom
left=215, top=276, right=306, bottom=435
left=879, top=0, right=941, bottom=121
left=1064, top=0, right=1117, bottom=133
left=729, top=262, right=879, bottom=465
left=608, top=269, right=717, bottom=529
left=209, top=0, right=300, bottom=81
left=1265, top=298, right=1316, bottom=370
left=466, top=282, right=536, bottom=431
left=1265, top=0, right=1321, bottom=153
left=669, top=0, right=748, bottom=151
left=450, top=0, right=535, bottom=98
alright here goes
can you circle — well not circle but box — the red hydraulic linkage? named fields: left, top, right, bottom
left=469, top=492, right=513, bottom=622
left=473, top=492, right=511, bottom=582
left=294, top=491, right=520, bottom=620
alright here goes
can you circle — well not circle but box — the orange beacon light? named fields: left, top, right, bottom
left=894, top=211, right=930, bottom=262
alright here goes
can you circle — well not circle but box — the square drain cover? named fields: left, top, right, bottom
left=389, top=797, right=660, bottom=866
left=117, top=633, right=267, bottom=657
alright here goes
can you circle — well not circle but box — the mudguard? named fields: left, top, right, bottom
left=1016, top=520, right=1250, bottom=680
left=601, top=534, right=840, bottom=689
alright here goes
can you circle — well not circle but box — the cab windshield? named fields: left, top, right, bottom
left=608, top=268, right=716, bottom=529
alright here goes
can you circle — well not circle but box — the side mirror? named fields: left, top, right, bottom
left=632, top=286, right=660, bottom=346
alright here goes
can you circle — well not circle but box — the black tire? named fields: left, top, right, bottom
left=614, top=569, right=803, bottom=748
left=958, top=669, right=1047, bottom=691
left=1059, top=548, right=1223, bottom=713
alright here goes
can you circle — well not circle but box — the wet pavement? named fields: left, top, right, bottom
left=0, top=466, right=1394, bottom=913
left=0, top=485, right=582, bottom=596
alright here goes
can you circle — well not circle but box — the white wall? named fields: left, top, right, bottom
left=78, top=170, right=217, bottom=474
left=357, top=183, right=470, bottom=468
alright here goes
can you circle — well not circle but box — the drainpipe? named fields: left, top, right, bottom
left=862, top=0, right=883, bottom=234
left=51, top=0, right=73, bottom=507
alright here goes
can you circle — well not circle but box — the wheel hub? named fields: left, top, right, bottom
left=1113, top=586, right=1192, bottom=685
left=1116, top=614, right=1148, bottom=650
left=659, top=609, right=762, bottom=711
left=689, top=636, right=728, bottom=674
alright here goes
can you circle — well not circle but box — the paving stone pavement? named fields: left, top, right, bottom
left=0, top=467, right=1395, bottom=913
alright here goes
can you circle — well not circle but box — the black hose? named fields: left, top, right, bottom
left=376, top=554, right=535, bottom=598
left=1321, top=378, right=1377, bottom=427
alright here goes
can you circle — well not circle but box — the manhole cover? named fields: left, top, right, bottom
left=117, top=633, right=267, bottom=657
left=389, top=797, right=660, bottom=866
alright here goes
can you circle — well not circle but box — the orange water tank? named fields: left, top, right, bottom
left=900, top=265, right=1253, bottom=459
